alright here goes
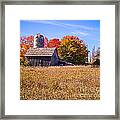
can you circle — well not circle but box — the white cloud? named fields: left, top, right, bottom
left=71, top=31, right=89, bottom=36
left=23, top=20, right=97, bottom=31
left=65, top=23, right=96, bottom=30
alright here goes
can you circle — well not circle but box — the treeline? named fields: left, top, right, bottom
left=20, top=35, right=88, bottom=66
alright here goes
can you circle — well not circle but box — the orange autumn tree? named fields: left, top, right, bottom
left=20, top=36, right=34, bottom=66
left=47, top=38, right=61, bottom=48
left=57, top=35, right=88, bottom=65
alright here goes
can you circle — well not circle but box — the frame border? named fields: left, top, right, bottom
left=0, top=0, right=119, bottom=119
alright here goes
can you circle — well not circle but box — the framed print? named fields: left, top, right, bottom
left=0, top=0, right=119, bottom=119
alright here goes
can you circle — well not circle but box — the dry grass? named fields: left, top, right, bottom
left=20, top=66, right=100, bottom=100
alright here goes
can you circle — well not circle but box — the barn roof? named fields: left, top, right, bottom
left=25, top=48, right=56, bottom=56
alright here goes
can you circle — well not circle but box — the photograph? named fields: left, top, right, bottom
left=2, top=0, right=118, bottom=118
left=20, top=20, right=100, bottom=100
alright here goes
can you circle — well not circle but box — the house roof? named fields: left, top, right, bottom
left=25, top=48, right=56, bottom=57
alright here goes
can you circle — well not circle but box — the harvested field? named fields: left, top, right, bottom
left=20, top=66, right=100, bottom=100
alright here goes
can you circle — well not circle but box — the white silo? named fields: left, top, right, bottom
left=34, top=34, right=38, bottom=48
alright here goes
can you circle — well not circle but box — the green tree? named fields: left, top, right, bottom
left=57, top=36, right=88, bottom=65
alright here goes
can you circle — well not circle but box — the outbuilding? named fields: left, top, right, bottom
left=25, top=48, right=59, bottom=66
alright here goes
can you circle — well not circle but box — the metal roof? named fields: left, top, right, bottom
left=25, top=48, right=56, bottom=57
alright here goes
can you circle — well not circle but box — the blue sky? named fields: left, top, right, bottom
left=20, top=20, right=100, bottom=52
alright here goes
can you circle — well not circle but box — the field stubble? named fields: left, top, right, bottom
left=20, top=66, right=100, bottom=100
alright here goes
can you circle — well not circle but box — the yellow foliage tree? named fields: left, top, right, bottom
left=57, top=36, right=88, bottom=65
